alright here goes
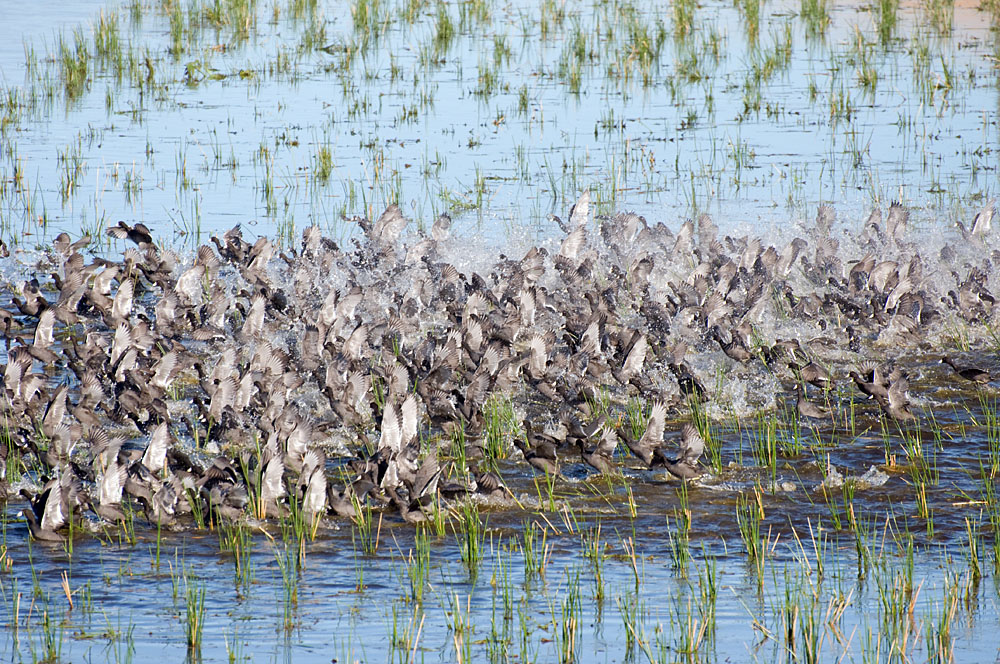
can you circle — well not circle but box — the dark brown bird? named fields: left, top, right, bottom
left=619, top=401, right=666, bottom=467
left=849, top=367, right=889, bottom=401
left=577, top=425, right=619, bottom=475
left=710, top=326, right=753, bottom=363
left=877, top=376, right=917, bottom=422
left=515, top=420, right=560, bottom=476
left=796, top=385, right=828, bottom=420
left=107, top=221, right=154, bottom=247
left=940, top=356, right=992, bottom=384
left=661, top=424, right=705, bottom=481
left=789, top=359, right=832, bottom=391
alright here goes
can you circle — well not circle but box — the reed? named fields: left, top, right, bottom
left=404, top=525, right=430, bottom=604
left=456, top=501, right=486, bottom=577
left=183, top=573, right=206, bottom=652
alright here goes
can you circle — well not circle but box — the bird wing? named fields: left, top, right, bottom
left=99, top=460, right=127, bottom=506
left=400, top=394, right=420, bottom=447
left=412, top=452, right=441, bottom=499
left=595, top=426, right=619, bottom=457
left=33, top=308, right=56, bottom=348
left=242, top=294, right=266, bottom=339
left=112, top=278, right=134, bottom=320
left=42, top=384, right=68, bottom=433
left=372, top=204, right=408, bottom=245
left=642, top=402, right=667, bottom=447
left=568, top=190, right=590, bottom=227
left=110, top=321, right=132, bottom=367
left=379, top=403, right=402, bottom=454
left=528, top=333, right=548, bottom=378
left=40, top=477, right=66, bottom=531
left=209, top=376, right=237, bottom=420
left=342, top=324, right=369, bottom=361
left=620, top=333, right=648, bottom=380
left=261, top=455, right=286, bottom=504
left=143, top=422, right=171, bottom=473
left=303, top=467, right=327, bottom=515
left=971, top=199, right=995, bottom=236
left=559, top=225, right=586, bottom=262
left=679, top=424, right=705, bottom=463
left=151, top=351, right=178, bottom=390
left=887, top=379, right=909, bottom=410
left=286, top=417, right=311, bottom=458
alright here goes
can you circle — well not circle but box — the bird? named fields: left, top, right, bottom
left=515, top=421, right=561, bottom=476
left=21, top=475, right=71, bottom=542
left=877, top=375, right=917, bottom=422
left=789, top=359, right=832, bottom=391
left=619, top=401, right=667, bottom=467
left=940, top=356, right=992, bottom=384
left=849, top=364, right=889, bottom=401
left=577, top=425, right=619, bottom=475
left=709, top=325, right=753, bottom=363
left=796, top=385, right=828, bottom=420
left=659, top=424, right=705, bottom=481
left=106, top=221, right=154, bottom=247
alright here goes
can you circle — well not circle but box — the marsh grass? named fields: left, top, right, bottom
left=273, top=541, right=300, bottom=632
left=737, top=489, right=766, bottom=581
left=521, top=519, right=550, bottom=582
left=923, top=0, right=955, bottom=35
left=313, top=144, right=333, bottom=183
left=219, top=523, right=255, bottom=596
left=554, top=568, right=581, bottom=663
left=352, top=494, right=381, bottom=555
left=402, top=525, right=431, bottom=604
left=624, top=398, right=648, bottom=442
left=666, top=483, right=692, bottom=572
left=534, top=472, right=559, bottom=512
left=456, top=501, right=486, bottom=577
left=875, top=0, right=899, bottom=44
left=183, top=572, right=206, bottom=652
left=800, top=0, right=830, bottom=39
left=58, top=30, right=90, bottom=101
left=442, top=432, right=466, bottom=486
left=748, top=411, right=779, bottom=479
left=482, top=393, right=517, bottom=464
left=447, top=592, right=473, bottom=664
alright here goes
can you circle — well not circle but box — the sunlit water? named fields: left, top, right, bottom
left=3, top=497, right=1000, bottom=664
left=3, top=0, right=1000, bottom=662
left=0, top=0, right=997, bottom=249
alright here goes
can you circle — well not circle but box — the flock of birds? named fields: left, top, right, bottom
left=1, top=192, right=998, bottom=541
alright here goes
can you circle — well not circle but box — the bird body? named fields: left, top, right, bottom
left=661, top=424, right=705, bottom=481
left=578, top=425, right=619, bottom=474
left=941, top=356, right=992, bottom=384
left=796, top=386, right=828, bottom=420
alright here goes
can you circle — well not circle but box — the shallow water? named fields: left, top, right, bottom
left=0, top=0, right=997, bottom=249
left=3, top=0, right=1000, bottom=662
left=2, top=490, right=999, bottom=663
left=2, top=305, right=1000, bottom=664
